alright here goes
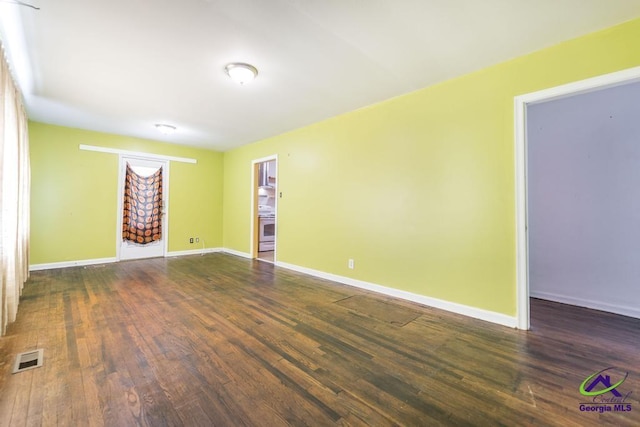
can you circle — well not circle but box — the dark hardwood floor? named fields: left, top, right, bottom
left=0, top=254, right=638, bottom=426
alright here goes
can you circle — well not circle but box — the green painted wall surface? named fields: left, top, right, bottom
left=222, top=18, right=640, bottom=316
left=30, top=123, right=223, bottom=264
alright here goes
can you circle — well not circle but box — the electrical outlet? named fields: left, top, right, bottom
left=196, top=237, right=199, bottom=243
left=189, top=238, right=194, bottom=244
left=348, top=259, right=354, bottom=269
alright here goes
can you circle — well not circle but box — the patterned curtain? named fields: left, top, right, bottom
left=122, top=163, right=163, bottom=244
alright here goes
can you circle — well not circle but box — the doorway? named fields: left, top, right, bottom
left=514, top=66, right=640, bottom=329
left=252, top=156, right=278, bottom=263
left=118, top=156, right=168, bottom=260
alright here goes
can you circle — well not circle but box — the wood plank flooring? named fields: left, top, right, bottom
left=1, top=253, right=638, bottom=426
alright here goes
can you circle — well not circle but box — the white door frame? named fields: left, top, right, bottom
left=514, top=65, right=640, bottom=330
left=250, top=155, right=278, bottom=260
left=116, top=155, right=170, bottom=261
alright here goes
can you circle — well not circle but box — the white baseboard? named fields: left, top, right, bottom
left=276, top=261, right=518, bottom=328
left=222, top=248, right=253, bottom=259
left=531, top=290, right=640, bottom=319
left=166, top=248, right=223, bottom=257
left=28, top=249, right=519, bottom=328
left=28, top=247, right=224, bottom=271
left=30, top=257, right=118, bottom=271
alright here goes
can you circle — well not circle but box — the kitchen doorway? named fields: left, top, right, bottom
left=117, top=156, right=168, bottom=260
left=252, top=156, right=278, bottom=263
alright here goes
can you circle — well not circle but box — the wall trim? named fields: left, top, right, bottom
left=79, top=144, right=197, bottom=164
left=531, top=291, right=640, bottom=320
left=30, top=257, right=118, bottom=271
left=222, top=248, right=253, bottom=259
left=276, top=261, right=518, bottom=328
left=165, top=248, right=223, bottom=257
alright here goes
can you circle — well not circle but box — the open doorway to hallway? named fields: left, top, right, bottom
left=515, top=66, right=640, bottom=329
left=526, top=80, right=640, bottom=324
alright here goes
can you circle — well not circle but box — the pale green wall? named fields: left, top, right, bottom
left=30, top=123, right=223, bottom=264
left=29, top=18, right=640, bottom=316
left=222, top=18, right=640, bottom=316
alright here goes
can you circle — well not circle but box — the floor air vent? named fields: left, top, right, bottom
left=12, top=349, right=44, bottom=374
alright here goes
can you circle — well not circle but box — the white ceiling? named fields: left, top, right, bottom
left=2, top=0, right=640, bottom=151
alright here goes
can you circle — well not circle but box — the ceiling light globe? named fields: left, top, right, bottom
left=225, top=63, right=258, bottom=85
left=155, top=124, right=176, bottom=135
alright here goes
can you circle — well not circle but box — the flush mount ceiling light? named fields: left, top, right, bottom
left=225, top=63, right=258, bottom=85
left=155, top=124, right=176, bottom=135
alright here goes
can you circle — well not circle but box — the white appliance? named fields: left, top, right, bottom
left=259, top=216, right=275, bottom=251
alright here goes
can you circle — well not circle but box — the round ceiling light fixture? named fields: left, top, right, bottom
left=154, top=123, right=176, bottom=135
left=225, top=62, right=258, bottom=85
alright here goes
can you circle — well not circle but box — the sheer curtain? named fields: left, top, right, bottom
left=0, top=40, right=30, bottom=336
